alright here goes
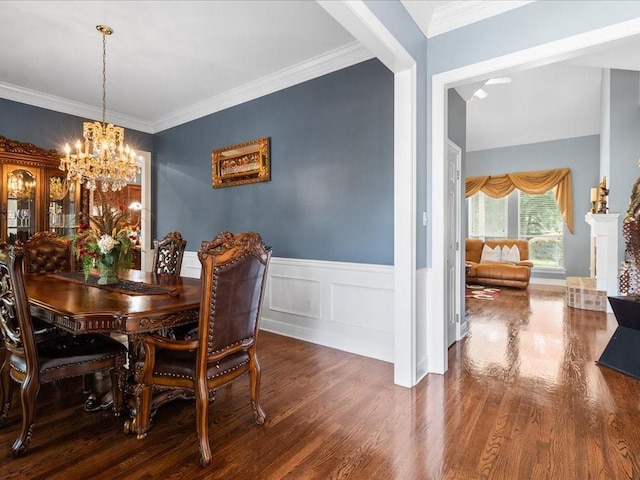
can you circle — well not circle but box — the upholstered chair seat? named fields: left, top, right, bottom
left=150, top=348, right=250, bottom=382
left=9, top=334, right=126, bottom=375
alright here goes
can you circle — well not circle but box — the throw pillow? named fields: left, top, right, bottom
left=501, top=244, right=521, bottom=263
left=480, top=245, right=501, bottom=263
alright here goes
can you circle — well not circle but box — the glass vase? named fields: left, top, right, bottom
left=97, top=257, right=119, bottom=285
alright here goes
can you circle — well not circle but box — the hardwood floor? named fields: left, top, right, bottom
left=1, top=285, right=639, bottom=479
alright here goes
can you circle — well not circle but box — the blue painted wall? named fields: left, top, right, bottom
left=447, top=89, right=466, bottom=152
left=0, top=61, right=393, bottom=265
left=609, top=69, right=640, bottom=259
left=466, top=135, right=600, bottom=278
left=153, top=59, right=394, bottom=264
left=0, top=98, right=152, bottom=154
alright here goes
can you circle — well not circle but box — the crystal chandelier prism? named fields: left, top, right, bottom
left=60, top=25, right=140, bottom=192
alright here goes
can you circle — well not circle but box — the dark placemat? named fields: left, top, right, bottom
left=51, top=271, right=179, bottom=296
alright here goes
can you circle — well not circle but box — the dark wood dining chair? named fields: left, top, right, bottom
left=17, top=232, right=74, bottom=342
left=21, top=231, right=74, bottom=273
left=134, top=231, right=271, bottom=466
left=0, top=245, right=127, bottom=457
left=152, top=231, right=187, bottom=275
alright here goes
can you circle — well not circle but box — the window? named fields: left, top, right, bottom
left=467, top=189, right=564, bottom=268
left=468, top=192, right=507, bottom=239
left=518, top=190, right=564, bottom=268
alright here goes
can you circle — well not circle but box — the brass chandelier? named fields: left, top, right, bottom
left=60, top=25, right=140, bottom=192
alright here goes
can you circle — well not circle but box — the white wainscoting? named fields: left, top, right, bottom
left=180, top=253, right=395, bottom=363
left=416, top=267, right=429, bottom=381
left=180, top=251, right=201, bottom=279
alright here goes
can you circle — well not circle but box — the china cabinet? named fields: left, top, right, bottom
left=46, top=170, right=81, bottom=238
left=0, top=136, right=84, bottom=244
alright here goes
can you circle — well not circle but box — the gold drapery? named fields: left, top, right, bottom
left=465, top=167, right=574, bottom=234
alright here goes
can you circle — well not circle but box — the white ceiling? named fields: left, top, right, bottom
left=0, top=1, right=369, bottom=133
left=464, top=63, right=603, bottom=152
left=1, top=0, right=638, bottom=149
left=462, top=32, right=640, bottom=152
left=0, top=0, right=533, bottom=135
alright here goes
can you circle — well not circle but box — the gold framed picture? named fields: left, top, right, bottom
left=212, top=137, right=270, bottom=188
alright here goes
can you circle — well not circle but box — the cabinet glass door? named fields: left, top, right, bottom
left=6, top=168, right=37, bottom=244
left=48, top=174, right=77, bottom=237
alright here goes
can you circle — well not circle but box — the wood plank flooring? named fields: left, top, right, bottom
left=1, top=285, right=639, bottom=479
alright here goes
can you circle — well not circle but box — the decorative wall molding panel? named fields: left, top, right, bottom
left=181, top=253, right=395, bottom=362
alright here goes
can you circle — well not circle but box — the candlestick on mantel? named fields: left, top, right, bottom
left=590, top=188, right=598, bottom=213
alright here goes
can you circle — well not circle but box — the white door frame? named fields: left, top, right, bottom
left=86, top=150, right=152, bottom=271
left=447, top=139, right=464, bottom=343
left=138, top=151, right=152, bottom=272
left=318, top=0, right=418, bottom=386
left=431, top=17, right=640, bottom=373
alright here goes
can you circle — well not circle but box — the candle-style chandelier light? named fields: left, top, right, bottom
left=7, top=171, right=36, bottom=199
left=60, top=25, right=140, bottom=192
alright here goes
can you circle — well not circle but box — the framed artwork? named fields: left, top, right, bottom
left=212, top=137, right=270, bottom=188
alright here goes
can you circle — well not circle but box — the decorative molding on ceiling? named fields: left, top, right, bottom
left=400, top=0, right=436, bottom=39
left=154, top=41, right=373, bottom=133
left=0, top=41, right=373, bottom=134
left=319, top=0, right=414, bottom=72
left=407, top=0, right=535, bottom=39
left=0, top=81, right=153, bottom=133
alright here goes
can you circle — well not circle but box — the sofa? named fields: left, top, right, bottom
left=465, top=238, right=534, bottom=289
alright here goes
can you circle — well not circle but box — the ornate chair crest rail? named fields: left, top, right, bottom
left=152, top=231, right=187, bottom=275
left=133, top=231, right=271, bottom=466
left=19, top=231, right=74, bottom=273
left=0, top=245, right=127, bottom=457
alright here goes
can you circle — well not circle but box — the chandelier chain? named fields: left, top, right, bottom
left=102, top=29, right=107, bottom=126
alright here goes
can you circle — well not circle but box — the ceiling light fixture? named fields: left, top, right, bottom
left=485, top=77, right=512, bottom=85
left=473, top=88, right=489, bottom=100
left=60, top=25, right=140, bottom=192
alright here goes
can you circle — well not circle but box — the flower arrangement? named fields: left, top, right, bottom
left=71, top=189, right=138, bottom=284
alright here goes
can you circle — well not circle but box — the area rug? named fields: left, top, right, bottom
left=465, top=284, right=501, bottom=300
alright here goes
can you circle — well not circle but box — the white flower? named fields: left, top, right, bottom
left=97, top=234, right=118, bottom=254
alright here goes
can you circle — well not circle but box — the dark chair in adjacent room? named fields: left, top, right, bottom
left=134, top=231, right=271, bottom=466
left=152, top=231, right=187, bottom=275
left=0, top=245, right=127, bottom=457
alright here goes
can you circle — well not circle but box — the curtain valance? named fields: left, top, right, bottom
left=465, top=167, right=574, bottom=234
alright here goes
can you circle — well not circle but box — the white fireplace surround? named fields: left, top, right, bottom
left=585, top=212, right=620, bottom=312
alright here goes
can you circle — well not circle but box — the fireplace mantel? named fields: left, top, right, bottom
left=585, top=212, right=620, bottom=312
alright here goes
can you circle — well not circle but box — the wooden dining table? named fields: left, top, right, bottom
left=24, top=269, right=202, bottom=434
left=25, top=269, right=201, bottom=337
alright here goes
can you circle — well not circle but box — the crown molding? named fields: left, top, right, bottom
left=399, top=0, right=435, bottom=40
left=152, top=41, right=373, bottom=133
left=319, top=0, right=414, bottom=72
left=0, top=81, right=154, bottom=134
left=0, top=41, right=372, bottom=135
left=426, top=1, right=535, bottom=38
